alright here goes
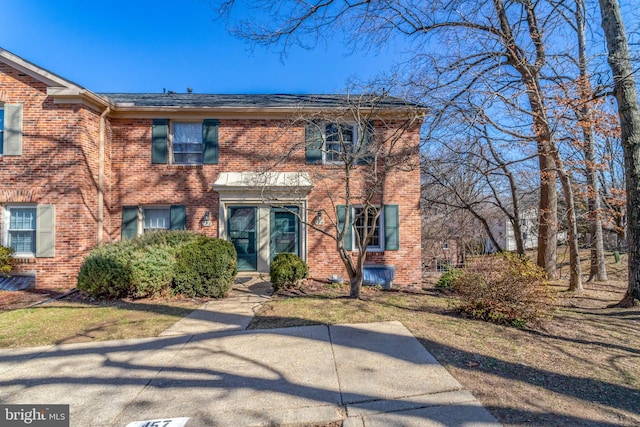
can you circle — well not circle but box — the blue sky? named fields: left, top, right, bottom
left=1, top=0, right=402, bottom=94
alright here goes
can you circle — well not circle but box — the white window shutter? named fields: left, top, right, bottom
left=4, top=104, right=23, bottom=156
left=36, top=204, right=55, bottom=257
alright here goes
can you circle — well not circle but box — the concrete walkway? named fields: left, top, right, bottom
left=0, top=277, right=501, bottom=427
left=160, top=275, right=273, bottom=336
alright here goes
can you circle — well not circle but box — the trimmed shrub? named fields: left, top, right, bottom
left=128, top=245, right=175, bottom=298
left=0, top=245, right=14, bottom=277
left=77, top=243, right=134, bottom=298
left=172, top=237, right=237, bottom=298
left=435, top=267, right=461, bottom=289
left=270, top=252, right=309, bottom=292
left=133, top=230, right=200, bottom=248
left=450, top=253, right=553, bottom=328
left=78, top=230, right=202, bottom=299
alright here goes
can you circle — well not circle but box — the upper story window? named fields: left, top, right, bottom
left=152, top=119, right=218, bottom=165
left=3, top=205, right=36, bottom=256
left=305, top=121, right=373, bottom=165
left=172, top=122, right=203, bottom=165
left=325, top=123, right=356, bottom=163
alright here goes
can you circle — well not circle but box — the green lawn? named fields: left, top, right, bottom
left=0, top=298, right=197, bottom=347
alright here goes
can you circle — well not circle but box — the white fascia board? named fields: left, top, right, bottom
left=0, top=48, right=83, bottom=90
left=47, top=87, right=110, bottom=110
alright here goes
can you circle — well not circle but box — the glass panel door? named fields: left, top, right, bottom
left=270, top=207, right=299, bottom=262
left=228, top=207, right=257, bottom=271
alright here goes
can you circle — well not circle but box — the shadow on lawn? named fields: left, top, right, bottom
left=27, top=297, right=196, bottom=318
left=418, top=334, right=640, bottom=422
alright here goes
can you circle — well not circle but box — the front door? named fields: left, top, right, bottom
left=270, top=207, right=300, bottom=262
left=228, top=207, right=257, bottom=271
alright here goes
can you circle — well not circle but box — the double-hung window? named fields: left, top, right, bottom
left=121, top=205, right=186, bottom=239
left=338, top=204, right=399, bottom=252
left=152, top=119, right=218, bottom=165
left=4, top=206, right=37, bottom=256
left=353, top=206, right=383, bottom=251
left=325, top=123, right=356, bottom=163
left=306, top=121, right=373, bottom=165
left=172, top=122, right=203, bottom=165
left=142, top=207, right=171, bottom=233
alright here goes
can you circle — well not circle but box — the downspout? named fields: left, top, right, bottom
left=97, top=106, right=110, bottom=245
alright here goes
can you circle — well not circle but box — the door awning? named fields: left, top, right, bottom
left=212, top=172, right=314, bottom=193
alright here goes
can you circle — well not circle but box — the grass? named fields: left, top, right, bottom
left=248, top=251, right=640, bottom=426
left=0, top=295, right=199, bottom=348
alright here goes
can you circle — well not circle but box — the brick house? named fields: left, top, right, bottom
left=0, top=48, right=422, bottom=290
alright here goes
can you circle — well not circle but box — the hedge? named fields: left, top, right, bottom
left=270, top=252, right=308, bottom=292
left=77, top=231, right=237, bottom=299
left=172, top=236, right=237, bottom=298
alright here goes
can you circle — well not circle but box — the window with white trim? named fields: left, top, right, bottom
left=325, top=123, right=356, bottom=162
left=305, top=120, right=373, bottom=165
left=3, top=205, right=37, bottom=256
left=122, top=205, right=186, bottom=239
left=171, top=122, right=203, bottom=165
left=142, top=207, right=171, bottom=233
left=353, top=206, right=383, bottom=251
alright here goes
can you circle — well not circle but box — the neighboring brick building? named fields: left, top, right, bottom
left=0, top=48, right=422, bottom=290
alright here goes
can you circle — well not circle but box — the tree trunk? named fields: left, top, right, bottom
left=527, top=86, right=558, bottom=279
left=511, top=217, right=525, bottom=256
left=349, top=272, right=363, bottom=298
left=537, top=165, right=558, bottom=280
left=492, top=0, right=558, bottom=277
left=552, top=149, right=584, bottom=291
left=599, top=0, right=640, bottom=306
left=576, top=0, right=608, bottom=282
left=585, top=131, right=608, bottom=282
left=486, top=135, right=525, bottom=255
left=506, top=169, right=525, bottom=256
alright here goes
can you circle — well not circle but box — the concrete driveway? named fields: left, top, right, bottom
left=0, top=278, right=500, bottom=426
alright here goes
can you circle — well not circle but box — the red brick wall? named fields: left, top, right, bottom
left=109, top=117, right=422, bottom=286
left=0, top=63, right=103, bottom=289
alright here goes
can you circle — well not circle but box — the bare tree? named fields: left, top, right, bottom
left=214, top=0, right=566, bottom=275
left=213, top=0, right=609, bottom=287
left=259, top=91, right=423, bottom=298
left=599, top=0, right=640, bottom=306
left=421, top=140, right=504, bottom=253
left=575, top=0, right=607, bottom=282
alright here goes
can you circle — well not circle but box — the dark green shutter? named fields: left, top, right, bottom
left=203, top=119, right=219, bottom=164
left=152, top=119, right=168, bottom=164
left=170, top=205, right=186, bottom=230
left=121, top=206, right=139, bottom=240
left=337, top=205, right=353, bottom=251
left=384, top=204, right=399, bottom=250
left=357, top=120, right=374, bottom=165
left=36, top=204, right=55, bottom=257
left=305, top=121, right=323, bottom=164
left=4, top=104, right=23, bottom=156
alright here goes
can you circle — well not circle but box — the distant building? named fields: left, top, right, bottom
left=488, top=209, right=538, bottom=253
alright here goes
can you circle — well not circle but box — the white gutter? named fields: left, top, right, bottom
left=97, top=106, right=110, bottom=245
